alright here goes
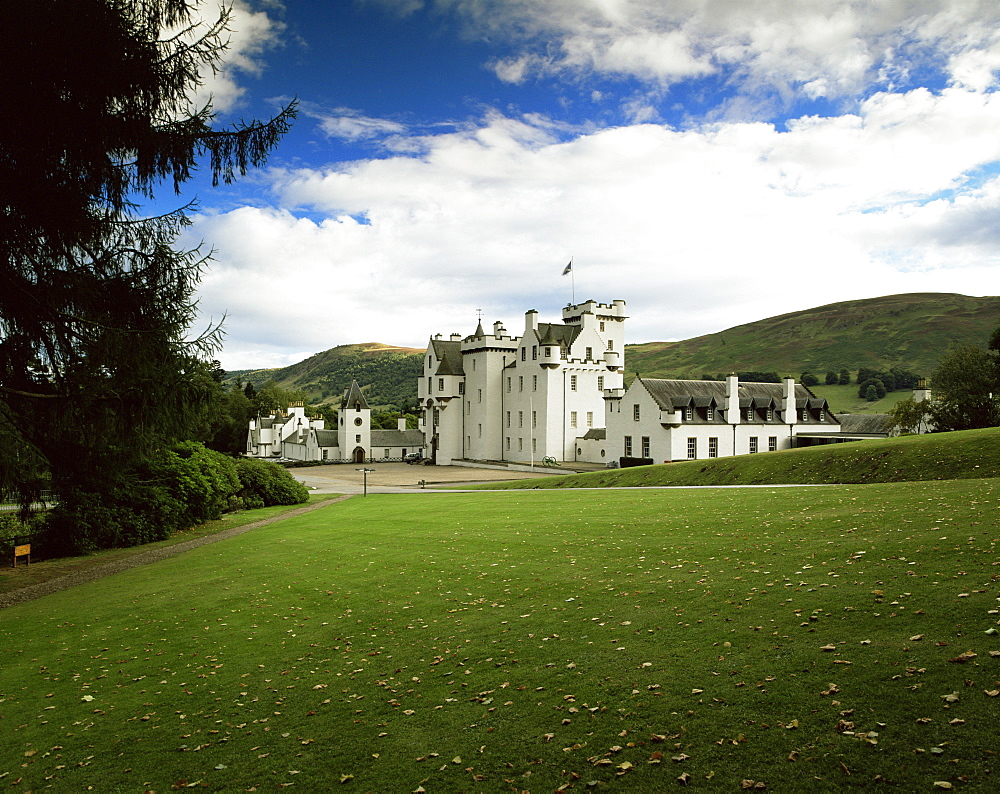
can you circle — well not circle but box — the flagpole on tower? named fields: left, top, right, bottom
left=562, top=257, right=575, bottom=304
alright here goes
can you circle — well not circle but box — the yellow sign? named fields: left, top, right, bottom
left=14, top=544, right=30, bottom=558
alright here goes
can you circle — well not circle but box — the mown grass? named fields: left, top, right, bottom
left=0, top=495, right=338, bottom=597
left=474, top=427, right=1000, bottom=490
left=1, top=481, right=998, bottom=791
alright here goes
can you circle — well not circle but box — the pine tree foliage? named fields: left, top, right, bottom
left=0, top=0, right=295, bottom=545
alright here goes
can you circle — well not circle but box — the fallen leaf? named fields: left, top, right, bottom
left=948, top=651, right=977, bottom=663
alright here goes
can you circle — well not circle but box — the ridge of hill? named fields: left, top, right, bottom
left=226, top=342, right=424, bottom=409
left=625, top=292, right=1000, bottom=379
left=225, top=293, right=998, bottom=410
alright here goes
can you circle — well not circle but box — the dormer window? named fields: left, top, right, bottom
left=745, top=408, right=754, bottom=421
left=684, top=406, right=694, bottom=421
left=766, top=408, right=774, bottom=421
left=707, top=407, right=715, bottom=421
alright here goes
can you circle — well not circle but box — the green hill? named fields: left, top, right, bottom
left=225, top=342, right=424, bottom=409
left=625, top=292, right=1000, bottom=380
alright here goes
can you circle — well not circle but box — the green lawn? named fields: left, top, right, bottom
left=1, top=481, right=998, bottom=791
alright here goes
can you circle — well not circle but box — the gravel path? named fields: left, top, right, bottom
left=0, top=496, right=353, bottom=610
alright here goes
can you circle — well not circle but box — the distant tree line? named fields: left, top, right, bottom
left=889, top=324, right=1000, bottom=433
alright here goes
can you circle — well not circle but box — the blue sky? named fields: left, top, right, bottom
left=172, top=0, right=1000, bottom=370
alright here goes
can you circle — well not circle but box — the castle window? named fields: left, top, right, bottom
left=586, top=411, right=593, bottom=427
left=766, top=408, right=774, bottom=421
left=519, top=376, right=523, bottom=391
left=686, top=438, right=696, bottom=459
left=642, top=436, right=650, bottom=457
left=608, top=340, right=613, bottom=350
left=477, top=424, right=482, bottom=438
left=438, top=378, right=444, bottom=391
left=633, top=404, right=640, bottom=421
left=684, top=406, right=694, bottom=421
left=458, top=382, right=465, bottom=395
left=477, top=388, right=482, bottom=403
left=506, top=411, right=511, bottom=427
left=533, top=375, right=537, bottom=391
left=597, top=376, right=604, bottom=390
left=545, top=347, right=552, bottom=356
left=521, top=347, right=526, bottom=361
left=518, top=411, right=523, bottom=427
left=506, top=377, right=511, bottom=393
left=532, top=411, right=537, bottom=429
left=532, top=345, right=537, bottom=360
left=624, top=436, right=633, bottom=456
left=745, top=408, right=754, bottom=421
left=749, top=436, right=758, bottom=453
left=600, top=321, right=605, bottom=332
left=707, top=406, right=715, bottom=421
left=570, top=375, right=578, bottom=391
left=708, top=437, right=718, bottom=458
left=769, top=436, right=777, bottom=451
left=570, top=411, right=577, bottom=428
left=585, top=346, right=593, bottom=360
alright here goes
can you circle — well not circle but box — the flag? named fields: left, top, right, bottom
left=562, top=259, right=572, bottom=275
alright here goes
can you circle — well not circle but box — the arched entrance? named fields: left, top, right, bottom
left=353, top=447, right=366, bottom=463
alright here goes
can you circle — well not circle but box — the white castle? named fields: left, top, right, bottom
left=419, top=300, right=627, bottom=465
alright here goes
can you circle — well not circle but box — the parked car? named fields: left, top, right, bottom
left=404, top=453, right=424, bottom=464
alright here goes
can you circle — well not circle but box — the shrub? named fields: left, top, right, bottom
left=43, top=483, right=182, bottom=555
left=235, top=458, right=309, bottom=507
left=156, top=441, right=240, bottom=525
left=41, top=442, right=244, bottom=555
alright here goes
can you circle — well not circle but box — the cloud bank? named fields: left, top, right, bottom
left=185, top=1, right=1000, bottom=370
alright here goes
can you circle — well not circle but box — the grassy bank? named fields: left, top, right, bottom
left=1, top=481, right=998, bottom=790
left=473, top=427, right=1000, bottom=490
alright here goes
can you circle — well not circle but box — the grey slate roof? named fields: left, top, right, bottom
left=640, top=378, right=836, bottom=421
left=431, top=339, right=465, bottom=376
left=371, top=429, right=425, bottom=447
left=535, top=322, right=580, bottom=349
left=582, top=428, right=606, bottom=440
left=341, top=379, right=370, bottom=410
left=314, top=429, right=339, bottom=448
